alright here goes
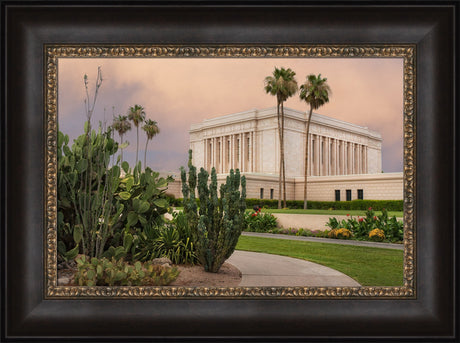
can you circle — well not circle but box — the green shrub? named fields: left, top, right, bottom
left=57, top=125, right=120, bottom=259
left=244, top=198, right=403, bottom=211
left=132, top=213, right=198, bottom=265
left=244, top=209, right=278, bottom=232
left=327, top=207, right=403, bottom=242
left=74, top=255, right=179, bottom=286
left=58, top=125, right=173, bottom=261
left=181, top=150, right=246, bottom=273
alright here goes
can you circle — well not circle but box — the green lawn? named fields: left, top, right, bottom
left=261, top=208, right=403, bottom=217
left=236, top=236, right=404, bottom=286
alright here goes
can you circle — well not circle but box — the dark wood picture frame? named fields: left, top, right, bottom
left=1, top=1, right=457, bottom=341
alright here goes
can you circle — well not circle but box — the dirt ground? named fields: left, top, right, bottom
left=58, top=262, right=242, bottom=287
left=169, top=262, right=241, bottom=287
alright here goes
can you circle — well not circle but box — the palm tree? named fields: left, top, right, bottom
left=128, top=104, right=146, bottom=167
left=264, top=67, right=298, bottom=208
left=142, top=119, right=160, bottom=169
left=299, top=74, right=331, bottom=209
left=112, top=115, right=131, bottom=161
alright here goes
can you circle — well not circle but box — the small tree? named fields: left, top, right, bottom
left=299, top=74, right=331, bottom=209
left=142, top=119, right=160, bottom=169
left=181, top=150, right=246, bottom=273
left=112, top=115, right=131, bottom=161
left=128, top=104, right=146, bottom=167
left=264, top=67, right=298, bottom=208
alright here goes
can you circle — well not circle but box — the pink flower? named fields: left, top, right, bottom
left=368, top=207, right=372, bottom=211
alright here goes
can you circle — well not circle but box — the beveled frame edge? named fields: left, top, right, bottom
left=45, top=44, right=416, bottom=299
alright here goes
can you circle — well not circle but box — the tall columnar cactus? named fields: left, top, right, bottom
left=181, top=150, right=246, bottom=273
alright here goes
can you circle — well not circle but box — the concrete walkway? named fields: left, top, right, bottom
left=273, top=213, right=403, bottom=231
left=242, top=231, right=404, bottom=250
left=227, top=250, right=361, bottom=287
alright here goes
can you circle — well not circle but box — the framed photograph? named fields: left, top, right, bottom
left=2, top=1, right=457, bottom=341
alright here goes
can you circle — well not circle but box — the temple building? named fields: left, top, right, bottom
left=168, top=107, right=403, bottom=201
left=190, top=107, right=382, bottom=178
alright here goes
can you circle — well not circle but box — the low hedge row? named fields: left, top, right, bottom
left=166, top=196, right=403, bottom=211
left=245, top=199, right=403, bottom=211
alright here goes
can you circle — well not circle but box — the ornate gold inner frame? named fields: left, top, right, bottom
left=45, top=45, right=416, bottom=298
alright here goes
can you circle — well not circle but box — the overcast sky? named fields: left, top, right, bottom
left=58, top=57, right=403, bottom=173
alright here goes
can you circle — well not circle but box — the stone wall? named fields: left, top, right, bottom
left=293, top=173, right=403, bottom=201
left=165, top=172, right=403, bottom=201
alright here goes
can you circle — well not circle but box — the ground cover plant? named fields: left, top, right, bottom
left=244, top=207, right=278, bottom=233
left=236, top=236, right=404, bottom=286
left=326, top=207, right=403, bottom=242
left=74, top=255, right=179, bottom=286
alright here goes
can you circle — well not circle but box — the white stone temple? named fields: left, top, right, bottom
left=167, top=107, right=403, bottom=201
left=189, top=107, right=382, bottom=178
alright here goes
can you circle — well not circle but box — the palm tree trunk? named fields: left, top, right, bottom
left=281, top=101, right=286, bottom=208
left=303, top=107, right=313, bottom=209
left=144, top=138, right=149, bottom=170
left=276, top=101, right=282, bottom=209
left=136, top=125, right=139, bottom=167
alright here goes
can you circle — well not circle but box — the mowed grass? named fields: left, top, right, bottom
left=236, top=236, right=404, bottom=286
left=261, top=208, right=403, bottom=217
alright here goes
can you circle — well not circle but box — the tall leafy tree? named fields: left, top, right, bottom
left=128, top=104, right=146, bottom=167
left=112, top=115, right=131, bottom=161
left=142, top=119, right=160, bottom=169
left=264, top=67, right=298, bottom=208
left=299, top=74, right=331, bottom=209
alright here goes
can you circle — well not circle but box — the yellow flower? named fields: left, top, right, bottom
left=328, top=228, right=351, bottom=239
left=369, top=228, right=385, bottom=242
left=335, top=228, right=351, bottom=239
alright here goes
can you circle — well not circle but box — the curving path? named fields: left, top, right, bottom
left=227, top=250, right=360, bottom=287
left=273, top=213, right=403, bottom=231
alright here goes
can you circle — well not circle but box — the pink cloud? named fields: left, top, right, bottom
left=58, top=57, right=403, bottom=172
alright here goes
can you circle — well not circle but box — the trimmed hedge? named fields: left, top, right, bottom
left=245, top=199, right=403, bottom=211
left=167, top=196, right=403, bottom=212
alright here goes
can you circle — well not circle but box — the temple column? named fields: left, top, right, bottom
left=352, top=143, right=356, bottom=174
left=364, top=146, right=368, bottom=174
left=358, top=144, right=362, bottom=174
left=314, top=135, right=320, bottom=176
left=336, top=140, right=340, bottom=175
left=335, top=139, right=339, bottom=175
left=356, top=144, right=359, bottom=174
left=345, top=142, right=349, bottom=175
left=331, top=138, right=336, bottom=176
left=311, top=135, right=315, bottom=176
left=250, top=132, right=254, bottom=172
left=340, top=141, right=344, bottom=175
left=228, top=135, right=233, bottom=171
left=227, top=136, right=231, bottom=172
left=240, top=133, right=246, bottom=172
left=221, top=137, right=224, bottom=173
left=211, top=137, right=215, bottom=171
left=309, top=134, right=313, bottom=176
